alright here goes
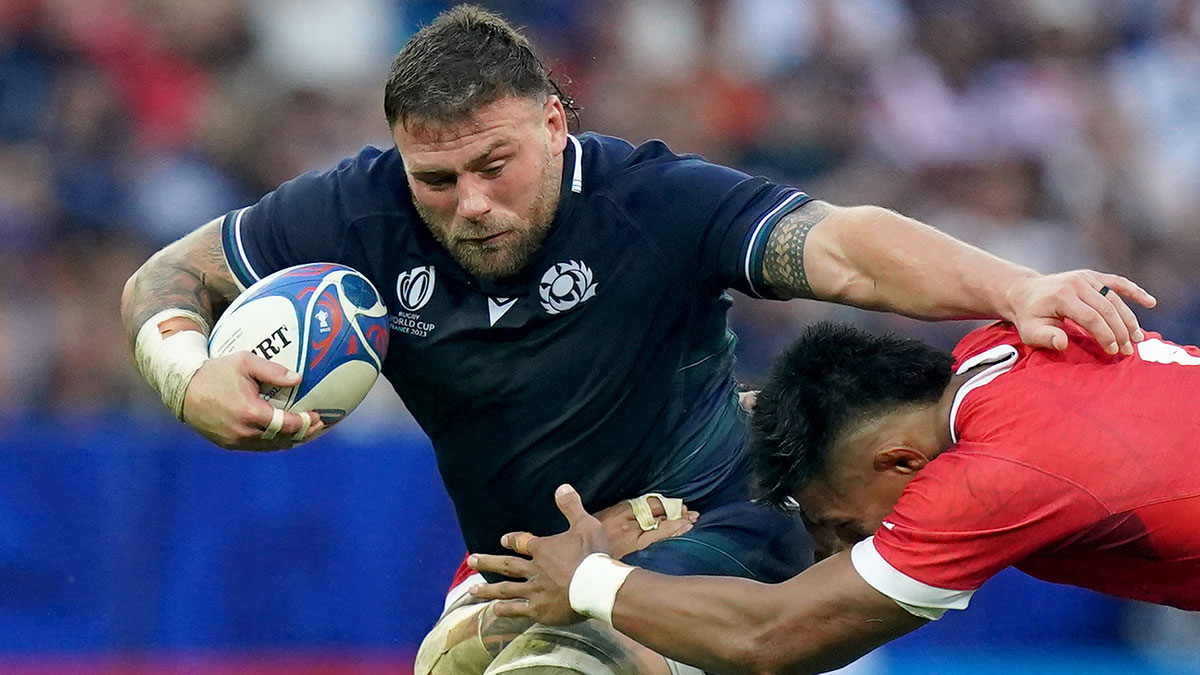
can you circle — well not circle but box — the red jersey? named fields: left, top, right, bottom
left=852, top=322, right=1200, bottom=614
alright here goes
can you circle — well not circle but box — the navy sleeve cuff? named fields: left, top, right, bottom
left=742, top=191, right=811, bottom=300
left=221, top=207, right=262, bottom=290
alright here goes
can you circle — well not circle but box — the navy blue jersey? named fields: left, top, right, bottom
left=221, top=133, right=810, bottom=557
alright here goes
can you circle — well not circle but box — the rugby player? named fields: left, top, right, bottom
left=120, top=5, right=1156, bottom=674
left=470, top=320, right=1200, bottom=674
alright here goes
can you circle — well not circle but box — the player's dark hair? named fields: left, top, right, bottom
left=383, top=5, right=577, bottom=129
left=750, top=322, right=955, bottom=509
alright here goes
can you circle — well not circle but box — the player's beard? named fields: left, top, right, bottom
left=415, top=149, right=561, bottom=281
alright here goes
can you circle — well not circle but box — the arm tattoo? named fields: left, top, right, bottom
left=120, top=220, right=241, bottom=346
left=761, top=199, right=832, bottom=300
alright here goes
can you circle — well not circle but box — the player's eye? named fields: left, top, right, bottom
left=416, top=174, right=455, bottom=189
left=480, top=163, right=505, bottom=178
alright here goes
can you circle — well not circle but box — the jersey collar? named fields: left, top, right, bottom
left=948, top=344, right=1019, bottom=444
left=566, top=134, right=583, bottom=194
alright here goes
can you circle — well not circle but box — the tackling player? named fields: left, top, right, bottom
left=120, top=5, right=1157, bottom=675
left=470, top=320, right=1200, bottom=674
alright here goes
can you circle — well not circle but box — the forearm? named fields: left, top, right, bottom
left=121, top=219, right=244, bottom=419
left=760, top=200, right=1155, bottom=353
left=120, top=219, right=238, bottom=344
left=610, top=572, right=793, bottom=674
left=804, top=206, right=1037, bottom=320
left=601, top=557, right=917, bottom=675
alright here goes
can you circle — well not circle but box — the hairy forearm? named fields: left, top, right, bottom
left=120, top=220, right=239, bottom=346
left=808, top=206, right=1038, bottom=320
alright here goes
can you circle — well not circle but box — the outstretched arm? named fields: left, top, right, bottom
left=766, top=200, right=1156, bottom=355
left=603, top=553, right=923, bottom=674
left=121, top=219, right=321, bottom=449
left=470, top=485, right=927, bottom=675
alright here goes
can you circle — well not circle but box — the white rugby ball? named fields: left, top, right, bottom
left=208, top=262, right=390, bottom=432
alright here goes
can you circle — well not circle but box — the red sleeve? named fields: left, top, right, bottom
left=868, top=448, right=1108, bottom=593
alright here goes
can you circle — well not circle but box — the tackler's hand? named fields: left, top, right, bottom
left=595, top=492, right=697, bottom=559
left=183, top=353, right=323, bottom=451
left=468, top=484, right=611, bottom=625
left=1004, top=271, right=1156, bottom=356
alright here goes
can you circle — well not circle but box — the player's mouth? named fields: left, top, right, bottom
left=466, top=231, right=510, bottom=245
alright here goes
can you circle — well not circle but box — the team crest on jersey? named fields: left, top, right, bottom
left=396, top=265, right=436, bottom=312
left=539, top=260, right=597, bottom=315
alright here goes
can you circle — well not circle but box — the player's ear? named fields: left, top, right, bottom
left=542, top=95, right=567, bottom=155
left=873, top=447, right=929, bottom=475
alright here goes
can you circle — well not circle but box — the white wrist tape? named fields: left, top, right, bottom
left=568, top=553, right=636, bottom=626
left=134, top=309, right=211, bottom=420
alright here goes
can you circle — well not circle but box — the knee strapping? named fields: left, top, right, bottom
left=417, top=600, right=539, bottom=675
left=483, top=622, right=641, bottom=675
left=415, top=602, right=494, bottom=675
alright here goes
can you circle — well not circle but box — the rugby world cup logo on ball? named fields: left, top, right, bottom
left=539, top=260, right=597, bottom=314
left=396, top=265, right=436, bottom=312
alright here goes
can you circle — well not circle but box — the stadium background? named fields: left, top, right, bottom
left=1, top=0, right=1198, bottom=672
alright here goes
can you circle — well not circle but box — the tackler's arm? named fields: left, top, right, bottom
left=580, top=552, right=925, bottom=675
left=470, top=485, right=926, bottom=675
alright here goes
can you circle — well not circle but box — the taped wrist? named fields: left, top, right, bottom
left=134, top=309, right=211, bottom=420
left=568, top=553, right=636, bottom=626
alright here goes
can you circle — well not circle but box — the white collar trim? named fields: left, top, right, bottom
left=948, top=344, right=1019, bottom=444
left=568, top=134, right=583, bottom=193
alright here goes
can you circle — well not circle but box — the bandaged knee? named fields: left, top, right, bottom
left=416, top=597, right=540, bottom=675
left=415, top=601, right=495, bottom=675
left=483, top=622, right=641, bottom=675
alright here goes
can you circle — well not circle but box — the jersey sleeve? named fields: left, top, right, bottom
left=613, top=144, right=811, bottom=298
left=220, top=147, right=395, bottom=289
left=852, top=449, right=1109, bottom=616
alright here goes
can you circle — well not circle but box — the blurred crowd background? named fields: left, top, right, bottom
left=1, top=0, right=1199, bottom=668
left=4, top=0, right=1200, bottom=412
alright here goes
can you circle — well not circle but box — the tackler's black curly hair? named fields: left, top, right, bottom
left=749, top=322, right=954, bottom=509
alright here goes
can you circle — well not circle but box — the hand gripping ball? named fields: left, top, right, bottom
left=208, top=263, right=390, bottom=431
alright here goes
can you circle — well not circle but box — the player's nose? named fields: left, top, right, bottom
left=456, top=176, right=492, bottom=220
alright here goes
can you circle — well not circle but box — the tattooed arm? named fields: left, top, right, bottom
left=120, top=219, right=240, bottom=342
left=121, top=219, right=321, bottom=449
left=761, top=200, right=1157, bottom=355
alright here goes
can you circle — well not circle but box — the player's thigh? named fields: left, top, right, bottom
left=621, top=498, right=812, bottom=582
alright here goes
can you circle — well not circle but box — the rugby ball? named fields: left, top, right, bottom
left=208, top=263, right=390, bottom=431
